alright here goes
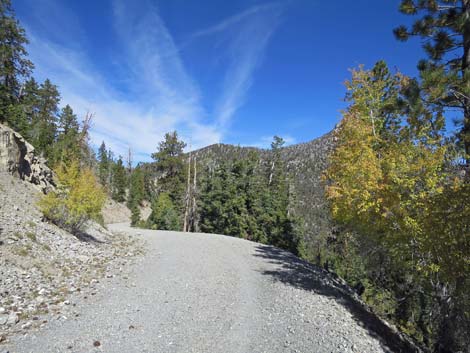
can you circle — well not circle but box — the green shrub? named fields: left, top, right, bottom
left=25, top=232, right=37, bottom=242
left=38, top=161, right=106, bottom=233
left=147, top=192, right=180, bottom=231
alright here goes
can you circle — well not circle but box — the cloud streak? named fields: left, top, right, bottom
left=193, top=3, right=283, bottom=129
left=20, top=0, right=283, bottom=160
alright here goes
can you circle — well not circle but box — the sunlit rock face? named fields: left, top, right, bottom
left=0, top=123, right=55, bottom=193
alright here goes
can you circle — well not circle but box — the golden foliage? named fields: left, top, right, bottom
left=420, top=180, right=470, bottom=281
left=39, top=160, right=106, bottom=233
left=325, top=64, right=467, bottom=285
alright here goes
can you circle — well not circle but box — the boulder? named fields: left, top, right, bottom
left=0, top=123, right=55, bottom=193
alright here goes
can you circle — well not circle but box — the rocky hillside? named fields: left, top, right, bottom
left=0, top=123, right=54, bottom=193
left=0, top=125, right=142, bottom=344
left=192, top=130, right=336, bottom=256
left=0, top=172, right=142, bottom=343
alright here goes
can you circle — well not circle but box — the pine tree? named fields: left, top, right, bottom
left=147, top=192, right=180, bottom=231
left=151, top=131, right=187, bottom=209
left=17, top=78, right=40, bottom=139
left=199, top=161, right=235, bottom=236
left=107, top=149, right=114, bottom=186
left=32, top=79, right=60, bottom=159
left=111, top=156, right=127, bottom=202
left=394, top=0, right=470, bottom=166
left=130, top=205, right=141, bottom=227
left=264, top=136, right=299, bottom=253
left=225, top=159, right=250, bottom=238
left=127, top=167, right=145, bottom=208
left=98, top=141, right=109, bottom=186
left=0, top=0, right=33, bottom=126
left=52, top=105, right=81, bottom=165
left=127, top=167, right=145, bottom=226
left=198, top=148, right=299, bottom=250
left=58, top=104, right=79, bottom=135
left=243, top=151, right=268, bottom=243
left=5, top=77, right=40, bottom=139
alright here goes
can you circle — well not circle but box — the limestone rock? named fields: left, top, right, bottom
left=0, top=123, right=55, bottom=193
left=6, top=313, right=19, bottom=326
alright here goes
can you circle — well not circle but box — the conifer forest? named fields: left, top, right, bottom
left=0, top=0, right=469, bottom=351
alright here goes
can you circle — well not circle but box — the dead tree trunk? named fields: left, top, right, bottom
left=126, top=146, right=133, bottom=173
left=190, top=156, right=198, bottom=232
left=183, top=152, right=192, bottom=232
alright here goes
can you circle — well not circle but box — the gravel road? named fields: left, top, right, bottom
left=3, top=223, right=410, bottom=353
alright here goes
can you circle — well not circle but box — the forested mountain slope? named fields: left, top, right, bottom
left=192, top=130, right=336, bottom=258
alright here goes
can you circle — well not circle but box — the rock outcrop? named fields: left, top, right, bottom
left=0, top=123, right=55, bottom=193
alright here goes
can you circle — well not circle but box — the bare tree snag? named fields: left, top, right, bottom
left=183, top=150, right=192, bottom=232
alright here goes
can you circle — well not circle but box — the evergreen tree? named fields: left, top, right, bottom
left=127, top=167, right=145, bottom=208
left=17, top=78, right=40, bottom=139
left=394, top=0, right=470, bottom=165
left=199, top=161, right=233, bottom=235
left=198, top=146, right=300, bottom=252
left=243, top=151, right=268, bottom=243
left=264, top=136, right=299, bottom=253
left=111, top=156, right=127, bottom=202
left=141, top=163, right=155, bottom=200
left=107, top=149, right=114, bottom=186
left=128, top=167, right=145, bottom=226
left=147, top=192, right=180, bottom=231
left=5, top=78, right=40, bottom=139
left=32, top=79, right=60, bottom=159
left=130, top=205, right=141, bottom=227
left=225, top=160, right=250, bottom=237
left=98, top=141, right=109, bottom=186
left=151, top=131, right=187, bottom=208
left=58, top=104, right=79, bottom=135
left=0, top=0, right=33, bottom=127
left=52, top=105, right=81, bottom=165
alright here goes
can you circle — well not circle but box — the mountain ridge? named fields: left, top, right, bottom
left=190, top=129, right=337, bottom=258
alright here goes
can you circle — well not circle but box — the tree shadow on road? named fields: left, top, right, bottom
left=254, top=244, right=422, bottom=353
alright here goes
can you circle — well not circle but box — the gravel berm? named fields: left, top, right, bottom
left=3, top=223, right=416, bottom=353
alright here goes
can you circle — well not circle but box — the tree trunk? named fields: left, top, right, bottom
left=268, top=161, right=275, bottom=185
left=127, top=146, right=133, bottom=173
left=434, top=278, right=470, bottom=353
left=191, top=157, right=198, bottom=232
left=462, top=0, right=470, bottom=170
left=183, top=153, right=191, bottom=232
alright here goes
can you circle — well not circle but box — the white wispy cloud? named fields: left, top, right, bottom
left=112, top=0, right=200, bottom=107
left=24, top=0, right=221, bottom=160
left=191, top=3, right=280, bottom=39
left=205, top=3, right=283, bottom=128
left=20, top=0, right=283, bottom=160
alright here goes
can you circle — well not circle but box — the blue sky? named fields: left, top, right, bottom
left=14, top=0, right=425, bottom=161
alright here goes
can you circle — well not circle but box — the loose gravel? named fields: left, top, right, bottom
left=1, top=222, right=420, bottom=353
left=0, top=173, right=140, bottom=346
